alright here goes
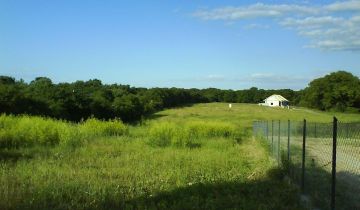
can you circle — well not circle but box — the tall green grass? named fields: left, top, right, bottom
left=3, top=103, right=351, bottom=209
left=0, top=114, right=128, bottom=148
left=147, top=121, right=238, bottom=147
left=79, top=118, right=128, bottom=138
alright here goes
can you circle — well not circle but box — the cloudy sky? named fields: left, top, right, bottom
left=0, top=0, right=359, bottom=90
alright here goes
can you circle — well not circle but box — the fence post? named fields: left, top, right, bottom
left=314, top=123, right=317, bottom=138
left=331, top=117, right=338, bottom=210
left=301, top=119, right=306, bottom=193
left=253, top=122, right=255, bottom=137
left=272, top=120, right=274, bottom=154
left=266, top=121, right=269, bottom=141
left=278, top=120, right=281, bottom=164
left=263, top=121, right=266, bottom=137
left=287, top=120, right=290, bottom=162
left=254, top=121, right=256, bottom=136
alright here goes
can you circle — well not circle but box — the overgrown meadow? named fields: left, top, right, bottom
left=1, top=103, right=359, bottom=210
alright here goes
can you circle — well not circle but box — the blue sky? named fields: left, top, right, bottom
left=0, top=0, right=359, bottom=90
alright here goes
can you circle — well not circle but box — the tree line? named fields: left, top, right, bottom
left=300, top=71, right=360, bottom=112
left=0, top=71, right=359, bottom=122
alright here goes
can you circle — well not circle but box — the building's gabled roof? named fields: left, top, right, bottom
left=265, top=94, right=288, bottom=101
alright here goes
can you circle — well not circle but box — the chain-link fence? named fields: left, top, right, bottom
left=253, top=119, right=360, bottom=210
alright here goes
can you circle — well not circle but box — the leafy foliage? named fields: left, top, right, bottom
left=301, top=71, right=360, bottom=112
left=0, top=75, right=301, bottom=122
left=1, top=71, right=359, bottom=124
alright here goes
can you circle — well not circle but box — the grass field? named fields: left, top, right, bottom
left=1, top=103, right=359, bottom=210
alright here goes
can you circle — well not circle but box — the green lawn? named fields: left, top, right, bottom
left=151, top=103, right=360, bottom=128
left=1, top=103, right=359, bottom=210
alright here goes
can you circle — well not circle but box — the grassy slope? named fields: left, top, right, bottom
left=1, top=103, right=359, bottom=210
left=153, top=103, right=360, bottom=128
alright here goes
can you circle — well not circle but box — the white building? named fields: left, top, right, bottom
left=259, top=94, right=289, bottom=108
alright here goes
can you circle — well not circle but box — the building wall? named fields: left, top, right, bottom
left=263, top=95, right=289, bottom=107
left=264, top=100, right=289, bottom=107
left=265, top=99, right=281, bottom=107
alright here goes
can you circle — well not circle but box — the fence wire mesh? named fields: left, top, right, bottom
left=253, top=120, right=360, bottom=210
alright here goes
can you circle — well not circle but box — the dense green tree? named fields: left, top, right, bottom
left=301, top=71, right=360, bottom=112
left=0, top=76, right=15, bottom=85
left=1, top=71, right=357, bottom=122
left=113, top=94, right=143, bottom=122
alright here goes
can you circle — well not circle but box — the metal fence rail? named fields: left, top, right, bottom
left=253, top=118, right=360, bottom=210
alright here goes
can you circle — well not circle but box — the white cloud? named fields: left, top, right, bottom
left=250, top=73, right=273, bottom=79
left=205, top=74, right=226, bottom=81
left=281, top=15, right=360, bottom=51
left=243, top=23, right=270, bottom=30
left=193, top=1, right=360, bottom=51
left=280, top=16, right=344, bottom=29
left=325, top=0, right=360, bottom=12
left=307, top=39, right=360, bottom=51
left=173, top=73, right=312, bottom=89
left=351, top=15, right=360, bottom=22
left=193, top=3, right=318, bottom=20
left=196, top=73, right=308, bottom=83
left=248, top=73, right=308, bottom=83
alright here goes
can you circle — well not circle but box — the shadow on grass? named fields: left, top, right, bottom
left=336, top=171, right=360, bottom=210
left=286, top=156, right=360, bottom=210
left=261, top=137, right=360, bottom=210
left=121, top=169, right=304, bottom=210
left=0, top=150, right=33, bottom=162
left=186, top=142, right=202, bottom=149
left=4, top=169, right=306, bottom=210
left=141, top=103, right=196, bottom=121
left=144, top=114, right=168, bottom=121
left=0, top=146, right=55, bottom=163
